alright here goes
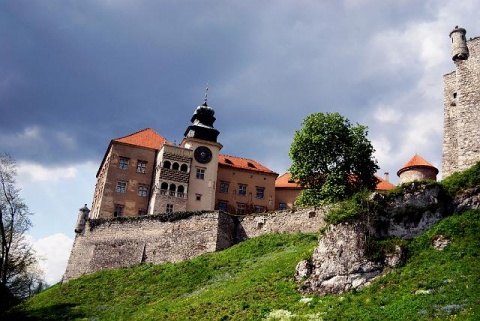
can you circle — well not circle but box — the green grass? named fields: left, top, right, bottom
left=6, top=211, right=480, bottom=320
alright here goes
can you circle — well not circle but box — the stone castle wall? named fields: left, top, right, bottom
left=236, top=208, right=326, bottom=241
left=64, top=208, right=327, bottom=282
left=443, top=37, right=480, bottom=177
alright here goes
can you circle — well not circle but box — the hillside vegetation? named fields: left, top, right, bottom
left=5, top=208, right=480, bottom=320
left=5, top=163, right=480, bottom=320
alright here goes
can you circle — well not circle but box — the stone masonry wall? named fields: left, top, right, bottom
left=443, top=37, right=480, bottom=177
left=63, top=212, right=236, bottom=282
left=236, top=207, right=327, bottom=241
left=64, top=208, right=327, bottom=282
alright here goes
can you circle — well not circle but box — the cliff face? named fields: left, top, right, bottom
left=296, top=182, right=479, bottom=295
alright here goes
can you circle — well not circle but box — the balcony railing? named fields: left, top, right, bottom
left=159, top=189, right=186, bottom=199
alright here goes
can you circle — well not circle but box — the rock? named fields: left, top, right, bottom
left=431, top=234, right=450, bottom=250
left=298, top=222, right=382, bottom=295
left=453, top=186, right=480, bottom=213
left=384, top=244, right=405, bottom=268
left=294, top=259, right=312, bottom=282
left=375, top=183, right=446, bottom=239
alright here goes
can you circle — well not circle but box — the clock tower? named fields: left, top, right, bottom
left=182, top=99, right=222, bottom=211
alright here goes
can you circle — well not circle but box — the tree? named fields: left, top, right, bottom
left=0, top=153, right=40, bottom=312
left=289, top=112, right=379, bottom=205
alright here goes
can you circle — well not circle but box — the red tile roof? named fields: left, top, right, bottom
left=374, top=174, right=396, bottom=191
left=113, top=128, right=167, bottom=150
left=218, top=154, right=277, bottom=175
left=397, top=154, right=439, bottom=176
left=275, top=172, right=301, bottom=188
left=275, top=172, right=396, bottom=191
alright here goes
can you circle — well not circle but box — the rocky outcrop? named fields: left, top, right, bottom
left=296, top=182, right=451, bottom=295
left=374, top=182, right=447, bottom=240
left=296, top=222, right=383, bottom=295
left=453, top=186, right=480, bottom=213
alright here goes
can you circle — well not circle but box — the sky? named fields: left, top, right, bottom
left=1, top=0, right=479, bottom=284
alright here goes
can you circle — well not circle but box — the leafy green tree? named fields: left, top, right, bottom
left=0, top=153, right=41, bottom=312
left=289, top=112, right=379, bottom=205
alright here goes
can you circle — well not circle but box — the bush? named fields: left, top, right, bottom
left=324, top=189, right=372, bottom=224
left=441, top=161, right=480, bottom=196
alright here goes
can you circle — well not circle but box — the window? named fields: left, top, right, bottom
left=256, top=187, right=265, bottom=199
left=114, top=205, right=123, bottom=217
left=218, top=201, right=228, bottom=212
left=196, top=194, right=202, bottom=201
left=163, top=161, right=171, bottom=169
left=166, top=204, right=174, bottom=214
left=138, top=209, right=147, bottom=216
left=136, top=160, right=147, bottom=173
left=138, top=185, right=148, bottom=197
left=172, top=162, right=179, bottom=171
left=178, top=185, right=185, bottom=198
left=237, top=203, right=246, bottom=215
left=180, top=164, right=188, bottom=172
left=118, top=157, right=129, bottom=170
left=220, top=181, right=229, bottom=193
left=196, top=168, right=205, bottom=179
left=279, top=203, right=287, bottom=210
left=238, top=184, right=247, bottom=196
left=255, top=206, right=265, bottom=213
left=116, top=181, right=127, bottom=193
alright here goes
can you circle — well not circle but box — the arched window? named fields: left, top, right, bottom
left=172, top=162, right=179, bottom=171
left=160, top=182, right=168, bottom=195
left=177, top=185, right=185, bottom=193
left=163, top=161, right=171, bottom=169
left=169, top=183, right=176, bottom=197
left=180, top=164, right=188, bottom=172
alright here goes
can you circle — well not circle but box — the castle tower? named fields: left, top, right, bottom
left=397, top=154, right=438, bottom=184
left=450, top=26, right=469, bottom=61
left=442, top=26, right=480, bottom=177
left=181, top=99, right=222, bottom=211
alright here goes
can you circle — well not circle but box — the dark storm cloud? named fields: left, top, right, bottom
left=1, top=0, right=479, bottom=179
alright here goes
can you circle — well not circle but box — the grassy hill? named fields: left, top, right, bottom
left=5, top=208, right=480, bottom=320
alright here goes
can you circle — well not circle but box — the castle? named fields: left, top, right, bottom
left=63, top=26, right=478, bottom=282
left=89, top=98, right=279, bottom=220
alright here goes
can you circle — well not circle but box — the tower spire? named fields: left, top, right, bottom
left=203, top=84, right=209, bottom=106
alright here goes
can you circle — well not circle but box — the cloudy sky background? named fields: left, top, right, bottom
left=1, top=0, right=479, bottom=284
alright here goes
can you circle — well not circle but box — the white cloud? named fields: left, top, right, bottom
left=373, top=105, right=402, bottom=124
left=17, top=162, right=78, bottom=182
left=30, top=233, right=74, bottom=285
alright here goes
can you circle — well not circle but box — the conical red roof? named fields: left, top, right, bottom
left=397, top=154, right=439, bottom=176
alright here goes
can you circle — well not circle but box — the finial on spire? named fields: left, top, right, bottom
left=203, top=84, right=209, bottom=106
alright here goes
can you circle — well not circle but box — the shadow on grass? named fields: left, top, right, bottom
left=3, top=303, right=85, bottom=320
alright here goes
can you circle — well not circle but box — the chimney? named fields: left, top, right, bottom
left=384, top=172, right=390, bottom=182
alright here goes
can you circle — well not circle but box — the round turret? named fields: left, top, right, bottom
left=449, top=26, right=469, bottom=61
left=397, top=154, right=438, bottom=184
left=75, top=204, right=90, bottom=234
